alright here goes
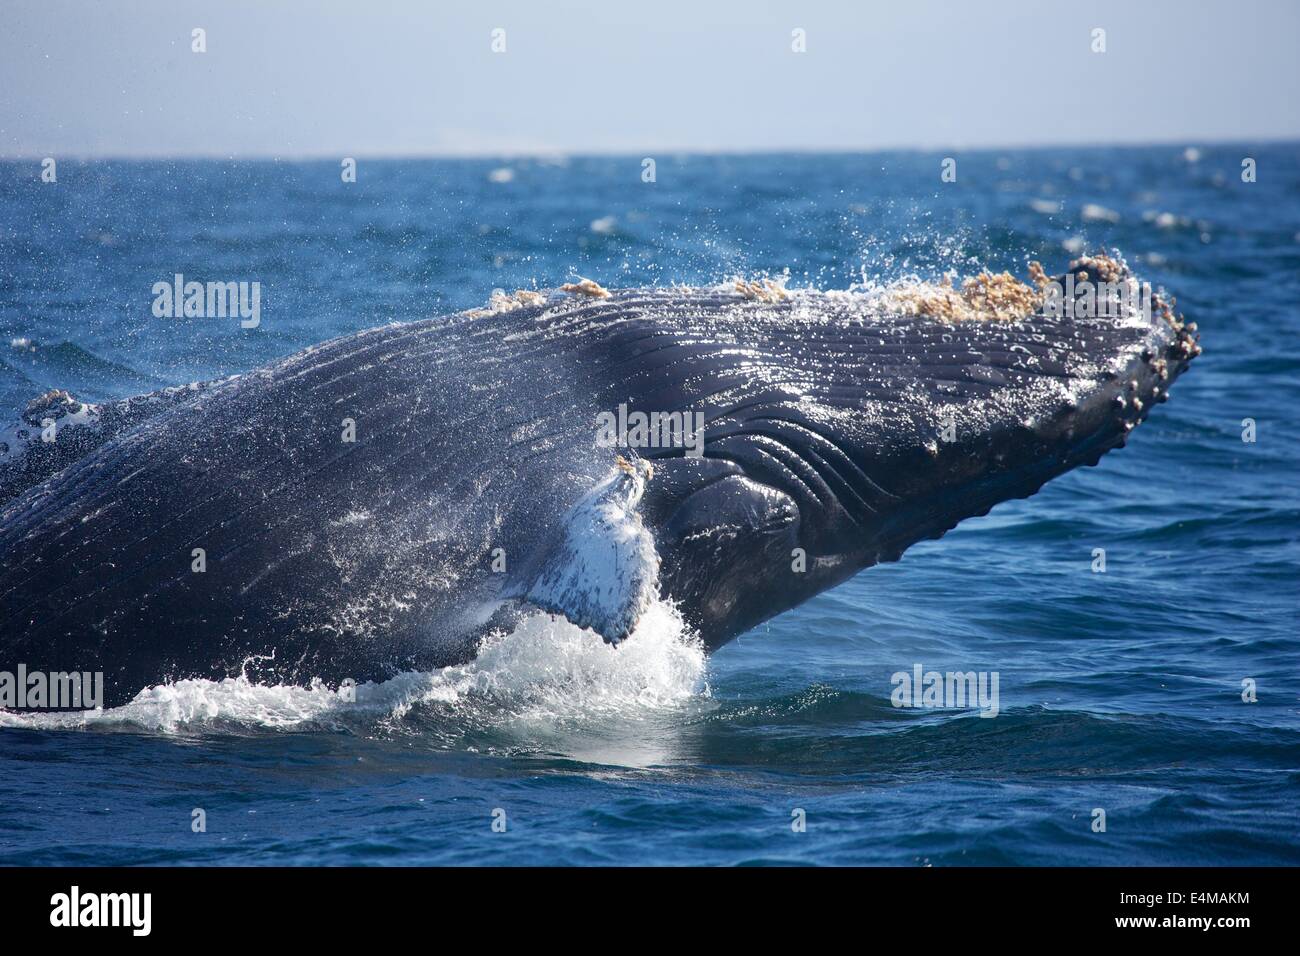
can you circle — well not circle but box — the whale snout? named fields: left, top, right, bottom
left=638, top=258, right=1199, bottom=647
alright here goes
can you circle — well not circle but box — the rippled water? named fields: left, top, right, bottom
left=1, top=146, right=1298, bottom=865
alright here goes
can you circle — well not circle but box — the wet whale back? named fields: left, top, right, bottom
left=0, top=305, right=614, bottom=693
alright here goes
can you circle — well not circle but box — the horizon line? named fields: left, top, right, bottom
left=2, top=135, right=1295, bottom=164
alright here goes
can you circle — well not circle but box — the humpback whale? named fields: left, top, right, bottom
left=0, top=256, right=1199, bottom=708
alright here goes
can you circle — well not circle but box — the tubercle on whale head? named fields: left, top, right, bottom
left=1041, top=252, right=1201, bottom=385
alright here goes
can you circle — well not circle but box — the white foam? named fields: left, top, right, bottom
left=0, top=600, right=708, bottom=745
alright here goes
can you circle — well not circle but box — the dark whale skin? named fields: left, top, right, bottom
left=0, top=267, right=1198, bottom=707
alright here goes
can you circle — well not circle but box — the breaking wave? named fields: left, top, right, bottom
left=0, top=601, right=710, bottom=751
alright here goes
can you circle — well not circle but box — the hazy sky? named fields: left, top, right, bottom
left=2, top=0, right=1296, bottom=157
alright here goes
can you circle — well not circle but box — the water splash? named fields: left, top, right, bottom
left=0, top=600, right=709, bottom=749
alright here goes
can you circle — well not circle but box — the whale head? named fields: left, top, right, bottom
left=606, top=258, right=1201, bottom=649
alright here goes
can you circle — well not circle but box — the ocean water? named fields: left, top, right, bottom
left=0, top=146, right=1297, bottom=866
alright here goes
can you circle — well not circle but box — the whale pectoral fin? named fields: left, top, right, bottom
left=516, top=461, right=661, bottom=645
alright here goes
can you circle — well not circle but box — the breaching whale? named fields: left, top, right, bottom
left=0, top=256, right=1199, bottom=708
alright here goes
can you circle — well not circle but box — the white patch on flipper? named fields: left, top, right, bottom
left=522, top=458, right=660, bottom=645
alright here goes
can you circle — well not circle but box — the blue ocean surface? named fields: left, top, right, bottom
left=0, top=146, right=1297, bottom=865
